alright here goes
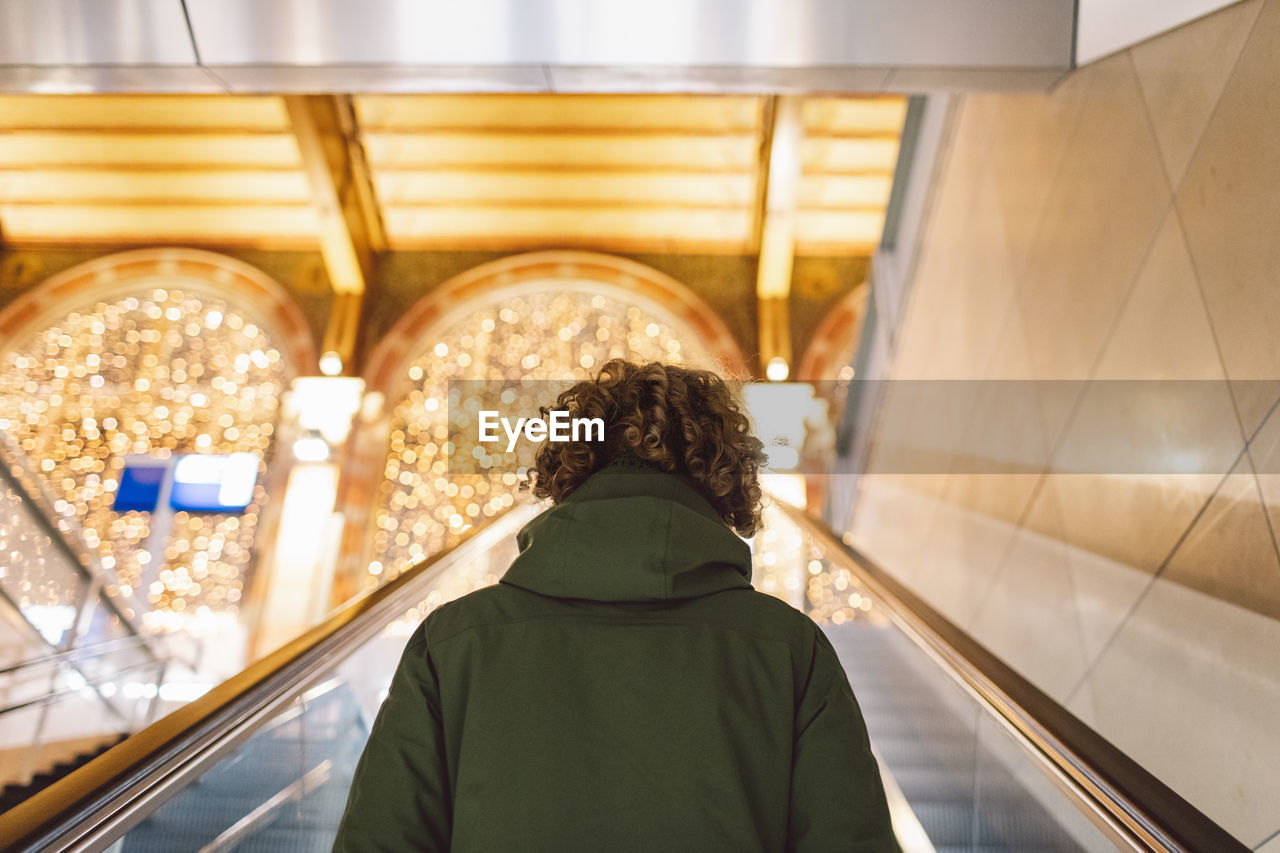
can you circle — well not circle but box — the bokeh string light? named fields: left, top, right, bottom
left=373, top=286, right=866, bottom=625
left=372, top=290, right=691, bottom=589
left=749, top=504, right=876, bottom=625
left=1, top=274, right=859, bottom=636
left=0, top=481, right=81, bottom=647
left=0, top=287, right=291, bottom=631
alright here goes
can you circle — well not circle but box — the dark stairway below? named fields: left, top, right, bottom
left=825, top=622, right=1087, bottom=853
left=0, top=734, right=129, bottom=815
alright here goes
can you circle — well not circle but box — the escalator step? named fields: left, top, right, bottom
left=907, top=801, right=977, bottom=847
left=890, top=769, right=977, bottom=802
left=826, top=624, right=1089, bottom=853
left=974, top=806, right=1084, bottom=851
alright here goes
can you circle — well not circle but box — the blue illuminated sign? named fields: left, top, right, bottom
left=113, top=462, right=165, bottom=512
left=169, top=452, right=259, bottom=512
left=113, top=453, right=260, bottom=513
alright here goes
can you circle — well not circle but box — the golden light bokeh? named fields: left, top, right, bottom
left=372, top=289, right=693, bottom=588
left=0, top=287, right=291, bottom=629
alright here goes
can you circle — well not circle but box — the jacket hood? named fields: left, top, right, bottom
left=499, top=457, right=754, bottom=602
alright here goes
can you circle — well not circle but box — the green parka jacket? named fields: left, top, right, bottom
left=332, top=458, right=899, bottom=852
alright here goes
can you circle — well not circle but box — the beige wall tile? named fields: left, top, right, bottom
left=911, top=495, right=1021, bottom=629
left=1015, top=482, right=1154, bottom=666
left=934, top=92, right=1000, bottom=194
left=1081, top=576, right=1280, bottom=844
left=943, top=334, right=1053, bottom=518
left=1028, top=473, right=1221, bottom=576
left=968, top=519, right=1093, bottom=702
left=960, top=377, right=1063, bottom=473
left=891, top=105, right=1016, bottom=381
left=848, top=475, right=940, bottom=587
left=1064, top=676, right=1100, bottom=733
left=941, top=473, right=1042, bottom=532
left=972, top=78, right=1092, bottom=275
left=1016, top=209, right=1242, bottom=588
left=887, top=473, right=952, bottom=502
left=890, top=219, right=1018, bottom=381
left=863, top=383, right=975, bottom=475
left=1026, top=209, right=1243, bottom=580
left=1130, top=0, right=1264, bottom=187
left=980, top=310, right=1085, bottom=471
left=1014, top=53, right=1173, bottom=380
left=1246, top=399, right=1280, bottom=553
left=868, top=380, right=1008, bottom=481
left=1092, top=209, right=1228, bottom=381
left=1160, top=452, right=1280, bottom=620
left=982, top=300, right=1038, bottom=380
left=1062, top=533, right=1159, bottom=666
left=1177, top=0, right=1280, bottom=437
left=1257, top=830, right=1280, bottom=853
left=1050, top=385, right=1240, bottom=499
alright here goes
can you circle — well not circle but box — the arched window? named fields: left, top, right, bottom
left=357, top=251, right=745, bottom=590
left=0, top=249, right=314, bottom=633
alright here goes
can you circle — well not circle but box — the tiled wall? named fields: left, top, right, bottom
left=846, top=1, right=1280, bottom=847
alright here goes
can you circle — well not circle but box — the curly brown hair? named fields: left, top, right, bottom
left=520, top=359, right=767, bottom=536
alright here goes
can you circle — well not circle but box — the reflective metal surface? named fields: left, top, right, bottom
left=0, top=65, right=224, bottom=94
left=0, top=0, right=1076, bottom=93
left=544, top=65, right=895, bottom=94
left=185, top=0, right=1072, bottom=68
left=0, top=0, right=195, bottom=65
left=209, top=64, right=550, bottom=94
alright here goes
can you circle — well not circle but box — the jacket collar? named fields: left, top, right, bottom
left=499, top=458, right=754, bottom=602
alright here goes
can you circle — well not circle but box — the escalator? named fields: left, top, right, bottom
left=0, top=500, right=1249, bottom=853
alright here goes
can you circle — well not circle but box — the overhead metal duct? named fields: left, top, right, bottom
left=0, top=0, right=1076, bottom=94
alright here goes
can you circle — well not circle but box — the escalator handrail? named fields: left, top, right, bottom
left=777, top=501, right=1249, bottom=853
left=0, top=502, right=534, bottom=853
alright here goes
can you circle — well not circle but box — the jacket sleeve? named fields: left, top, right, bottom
left=787, top=626, right=900, bottom=853
left=332, top=622, right=452, bottom=852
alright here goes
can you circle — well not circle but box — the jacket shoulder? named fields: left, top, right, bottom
left=711, top=586, right=829, bottom=646
left=415, top=582, right=539, bottom=645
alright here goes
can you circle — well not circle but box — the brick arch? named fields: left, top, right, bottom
left=0, top=247, right=316, bottom=375
left=364, top=250, right=747, bottom=400
left=797, top=282, right=869, bottom=381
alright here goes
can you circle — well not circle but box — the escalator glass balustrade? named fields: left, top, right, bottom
left=0, top=498, right=1248, bottom=853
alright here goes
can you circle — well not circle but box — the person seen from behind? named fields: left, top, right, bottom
left=333, top=358, right=900, bottom=852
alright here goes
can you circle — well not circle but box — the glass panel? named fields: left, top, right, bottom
left=105, top=502, right=1122, bottom=852
left=0, top=472, right=87, bottom=649
left=786, top=507, right=1123, bottom=852
left=826, top=623, right=1119, bottom=852
left=110, top=505, right=534, bottom=852
left=974, top=712, right=1116, bottom=853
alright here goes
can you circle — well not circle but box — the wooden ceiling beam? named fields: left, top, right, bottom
left=755, top=96, right=804, bottom=381
left=285, top=95, right=386, bottom=375
left=285, top=94, right=385, bottom=294
left=355, top=94, right=762, bottom=132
